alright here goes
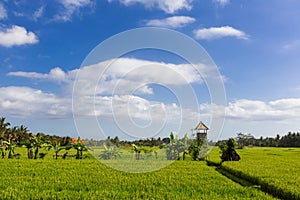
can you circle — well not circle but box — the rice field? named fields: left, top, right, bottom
left=0, top=147, right=299, bottom=199
left=0, top=147, right=276, bottom=199
left=208, top=147, right=300, bottom=200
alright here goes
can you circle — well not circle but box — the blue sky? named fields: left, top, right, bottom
left=0, top=0, right=300, bottom=140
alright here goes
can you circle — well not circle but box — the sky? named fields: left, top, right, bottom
left=0, top=0, right=300, bottom=141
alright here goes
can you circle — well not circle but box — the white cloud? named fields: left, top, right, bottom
left=194, top=26, right=248, bottom=40
left=0, top=25, right=38, bottom=47
left=74, top=94, right=186, bottom=120
left=0, top=86, right=70, bottom=118
left=109, top=0, right=193, bottom=14
left=54, top=0, right=94, bottom=21
left=213, top=0, right=230, bottom=6
left=5, top=58, right=222, bottom=123
left=9, top=58, right=220, bottom=96
left=0, top=86, right=198, bottom=124
left=73, top=58, right=219, bottom=96
left=8, top=67, right=77, bottom=83
left=145, top=16, right=195, bottom=28
left=0, top=4, right=7, bottom=19
left=200, top=98, right=300, bottom=121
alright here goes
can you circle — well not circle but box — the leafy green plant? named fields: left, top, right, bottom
left=99, top=144, right=121, bottom=160
left=220, top=138, right=240, bottom=162
left=131, top=143, right=141, bottom=160
left=3, top=139, right=16, bottom=158
left=72, top=137, right=88, bottom=159
left=165, top=132, right=187, bottom=160
left=50, top=142, right=72, bottom=159
left=23, top=135, right=48, bottom=159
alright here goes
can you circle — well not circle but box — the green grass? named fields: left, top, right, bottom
left=0, top=149, right=275, bottom=199
left=208, top=147, right=300, bottom=199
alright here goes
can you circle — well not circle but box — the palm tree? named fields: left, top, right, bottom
left=8, top=126, right=18, bottom=142
left=0, top=117, right=10, bottom=140
left=16, top=125, right=29, bottom=145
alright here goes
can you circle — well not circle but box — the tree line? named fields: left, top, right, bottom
left=217, top=132, right=300, bottom=148
left=0, top=117, right=87, bottom=159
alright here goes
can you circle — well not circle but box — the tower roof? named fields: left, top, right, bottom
left=195, top=121, right=209, bottom=130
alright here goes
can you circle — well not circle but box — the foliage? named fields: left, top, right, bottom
left=217, top=132, right=300, bottom=148
left=72, top=137, right=88, bottom=159
left=50, top=142, right=72, bottom=159
left=220, top=138, right=240, bottom=162
left=165, top=132, right=188, bottom=160
left=23, top=134, right=48, bottom=159
left=188, top=142, right=201, bottom=160
left=2, top=139, right=16, bottom=158
left=0, top=117, right=72, bottom=149
left=99, top=144, right=121, bottom=160
left=236, top=132, right=255, bottom=149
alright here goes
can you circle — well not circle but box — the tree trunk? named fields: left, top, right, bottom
left=34, top=148, right=39, bottom=159
left=8, top=149, right=12, bottom=158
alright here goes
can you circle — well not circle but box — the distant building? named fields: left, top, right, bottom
left=71, top=137, right=86, bottom=144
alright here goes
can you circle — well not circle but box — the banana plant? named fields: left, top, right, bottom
left=99, top=144, right=121, bottom=160
left=23, top=139, right=34, bottom=159
left=3, top=139, right=16, bottom=158
left=23, top=135, right=47, bottom=159
left=72, top=137, right=88, bottom=159
left=51, top=142, right=72, bottom=159
left=131, top=144, right=142, bottom=160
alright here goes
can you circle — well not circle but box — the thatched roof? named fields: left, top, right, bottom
left=195, top=121, right=209, bottom=130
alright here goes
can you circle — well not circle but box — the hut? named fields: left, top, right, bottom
left=193, top=121, right=209, bottom=145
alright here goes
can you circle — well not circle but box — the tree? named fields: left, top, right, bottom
left=72, top=137, right=88, bottom=159
left=165, top=133, right=188, bottom=160
left=131, top=143, right=141, bottom=160
left=188, top=142, right=201, bottom=161
left=0, top=117, right=10, bottom=140
left=32, top=134, right=45, bottom=159
left=50, top=142, right=72, bottom=159
left=23, top=138, right=34, bottom=159
left=99, top=144, right=121, bottom=160
left=220, top=138, right=240, bottom=162
left=236, top=133, right=254, bottom=149
left=0, top=146, right=5, bottom=158
left=16, top=125, right=29, bottom=145
left=166, top=132, right=178, bottom=160
left=111, top=136, right=120, bottom=147
left=23, top=134, right=47, bottom=159
left=3, top=139, right=16, bottom=158
left=187, top=139, right=209, bottom=161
